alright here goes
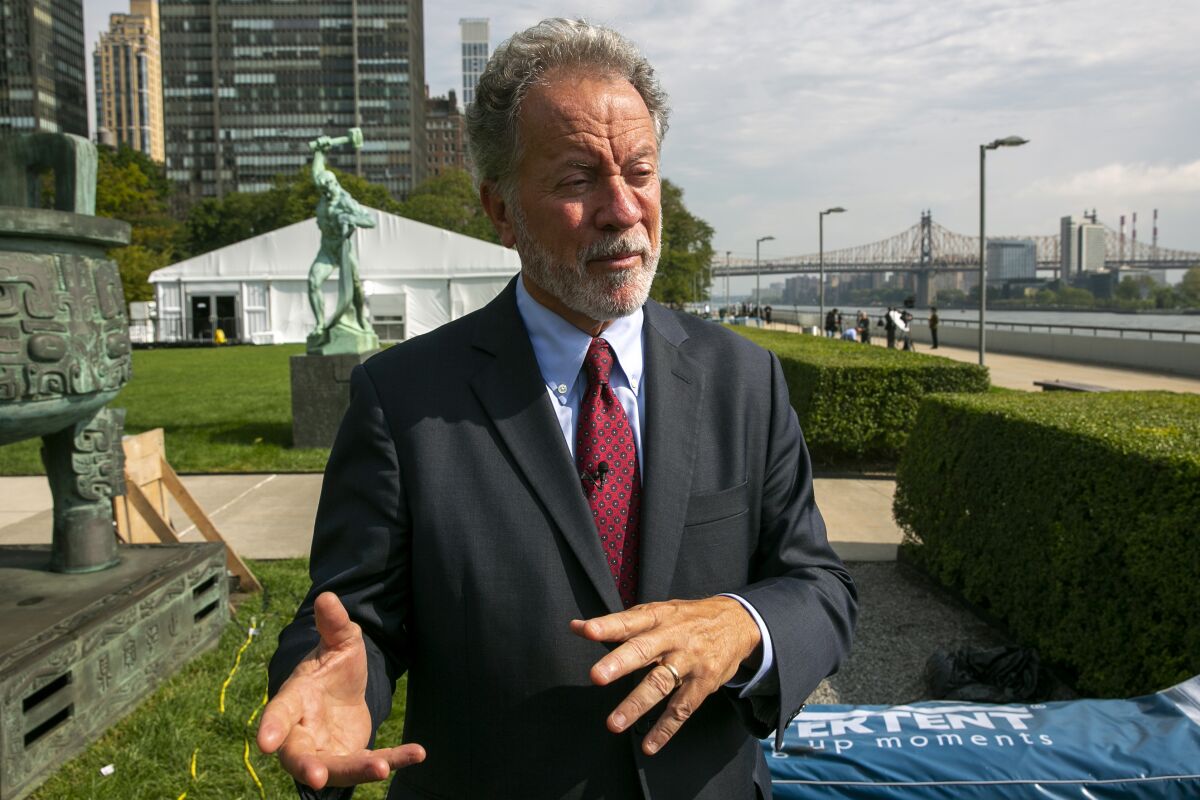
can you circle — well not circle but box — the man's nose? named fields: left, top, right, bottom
left=593, top=177, right=641, bottom=231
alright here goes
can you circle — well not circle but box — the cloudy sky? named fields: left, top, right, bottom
left=86, top=0, right=1200, bottom=280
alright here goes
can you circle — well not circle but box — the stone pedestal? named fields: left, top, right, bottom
left=290, top=350, right=378, bottom=449
left=0, top=543, right=228, bottom=800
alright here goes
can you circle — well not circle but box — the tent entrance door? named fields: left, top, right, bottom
left=189, top=294, right=239, bottom=341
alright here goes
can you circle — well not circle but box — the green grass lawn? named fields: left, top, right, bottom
left=0, top=345, right=332, bottom=475
left=31, top=559, right=407, bottom=800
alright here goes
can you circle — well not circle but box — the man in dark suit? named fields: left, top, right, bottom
left=258, top=18, right=856, bottom=800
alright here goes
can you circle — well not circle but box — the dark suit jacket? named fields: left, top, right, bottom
left=270, top=279, right=857, bottom=799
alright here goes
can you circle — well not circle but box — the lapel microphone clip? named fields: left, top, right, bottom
left=580, top=461, right=609, bottom=489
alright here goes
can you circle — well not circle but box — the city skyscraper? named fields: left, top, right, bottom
left=1077, top=223, right=1106, bottom=273
left=459, top=17, right=488, bottom=109
left=986, top=239, right=1037, bottom=284
left=160, top=0, right=426, bottom=200
left=425, top=88, right=467, bottom=177
left=1060, top=216, right=1078, bottom=282
left=94, top=0, right=165, bottom=161
left=0, top=0, right=87, bottom=136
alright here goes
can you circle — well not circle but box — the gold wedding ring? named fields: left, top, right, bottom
left=661, top=662, right=683, bottom=691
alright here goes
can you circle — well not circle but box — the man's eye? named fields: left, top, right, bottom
left=628, top=167, right=656, bottom=183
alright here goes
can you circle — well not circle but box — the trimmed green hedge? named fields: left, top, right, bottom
left=894, top=391, right=1200, bottom=696
left=734, top=328, right=989, bottom=465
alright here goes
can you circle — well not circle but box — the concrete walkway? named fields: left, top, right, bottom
left=0, top=473, right=903, bottom=562
left=894, top=340, right=1200, bottom=393
left=764, top=321, right=1200, bottom=393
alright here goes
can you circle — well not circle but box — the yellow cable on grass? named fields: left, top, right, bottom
left=179, top=617, right=262, bottom=797
left=175, top=748, right=199, bottom=800
left=220, top=617, right=259, bottom=714
left=243, top=686, right=270, bottom=799
left=247, top=686, right=269, bottom=728
left=243, top=737, right=266, bottom=800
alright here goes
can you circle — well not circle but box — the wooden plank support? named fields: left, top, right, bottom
left=159, top=459, right=262, bottom=593
left=111, top=428, right=262, bottom=595
left=120, top=429, right=170, bottom=543
left=121, top=480, right=180, bottom=544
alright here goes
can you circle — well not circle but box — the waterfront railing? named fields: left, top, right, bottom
left=758, top=307, right=1199, bottom=344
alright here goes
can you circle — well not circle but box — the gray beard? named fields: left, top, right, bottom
left=511, top=202, right=660, bottom=321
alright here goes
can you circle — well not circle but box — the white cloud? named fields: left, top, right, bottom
left=1032, top=161, right=1200, bottom=197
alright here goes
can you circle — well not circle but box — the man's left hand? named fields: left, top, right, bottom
left=570, top=597, right=762, bottom=756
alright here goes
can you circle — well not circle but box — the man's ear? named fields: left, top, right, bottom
left=479, top=181, right=518, bottom=248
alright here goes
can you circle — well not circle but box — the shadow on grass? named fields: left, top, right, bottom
left=205, top=421, right=295, bottom=448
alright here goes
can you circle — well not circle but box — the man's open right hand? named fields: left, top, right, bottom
left=256, top=592, right=425, bottom=789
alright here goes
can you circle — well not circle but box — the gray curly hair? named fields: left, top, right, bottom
left=465, top=18, right=670, bottom=196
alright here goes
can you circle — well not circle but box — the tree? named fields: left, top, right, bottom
left=1152, top=285, right=1179, bottom=309
left=1057, top=286, right=1095, bottom=307
left=1115, top=276, right=1142, bottom=302
left=94, top=145, right=184, bottom=303
left=650, top=179, right=714, bottom=306
left=396, top=168, right=498, bottom=243
left=182, top=166, right=403, bottom=257
left=1181, top=267, right=1200, bottom=307
left=109, top=245, right=170, bottom=302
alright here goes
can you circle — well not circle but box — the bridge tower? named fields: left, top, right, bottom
left=915, top=210, right=937, bottom=307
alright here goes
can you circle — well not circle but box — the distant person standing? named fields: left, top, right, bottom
left=824, top=308, right=837, bottom=338
left=884, top=307, right=897, bottom=348
left=929, top=307, right=940, bottom=349
left=900, top=310, right=914, bottom=351
left=856, top=310, right=871, bottom=344
left=764, top=304, right=773, bottom=325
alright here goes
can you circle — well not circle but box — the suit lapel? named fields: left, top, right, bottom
left=637, top=303, right=704, bottom=603
left=468, top=280, right=624, bottom=614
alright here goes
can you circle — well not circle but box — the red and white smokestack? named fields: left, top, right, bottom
left=1153, top=209, right=1159, bottom=255
left=1132, top=212, right=1138, bottom=257
left=1119, top=214, right=1126, bottom=262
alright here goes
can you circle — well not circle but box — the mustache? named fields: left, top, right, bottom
left=581, top=232, right=652, bottom=263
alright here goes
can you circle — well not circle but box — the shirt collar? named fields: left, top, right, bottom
left=515, top=275, right=645, bottom=397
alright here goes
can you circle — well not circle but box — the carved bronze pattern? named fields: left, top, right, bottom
left=0, top=253, right=130, bottom=406
left=69, top=406, right=126, bottom=503
left=145, top=622, right=160, bottom=658
left=96, top=653, right=111, bottom=693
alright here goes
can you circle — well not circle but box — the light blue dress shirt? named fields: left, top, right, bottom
left=514, top=277, right=774, bottom=693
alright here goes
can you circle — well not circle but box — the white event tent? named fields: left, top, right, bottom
left=147, top=208, right=521, bottom=344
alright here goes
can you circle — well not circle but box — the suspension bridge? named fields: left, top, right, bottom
left=711, top=212, right=1200, bottom=277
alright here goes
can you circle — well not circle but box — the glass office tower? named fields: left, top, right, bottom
left=160, top=0, right=426, bottom=199
left=0, top=0, right=87, bottom=136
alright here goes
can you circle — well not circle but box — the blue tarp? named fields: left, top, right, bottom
left=765, top=675, right=1200, bottom=798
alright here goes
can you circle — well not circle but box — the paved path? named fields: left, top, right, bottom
left=764, top=321, right=1200, bottom=393
left=893, top=340, right=1200, bottom=393
left=0, top=473, right=903, bottom=562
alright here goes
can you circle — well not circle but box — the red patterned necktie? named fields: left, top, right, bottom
left=576, top=337, right=642, bottom=609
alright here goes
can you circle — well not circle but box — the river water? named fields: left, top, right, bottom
left=773, top=305, right=1200, bottom=334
